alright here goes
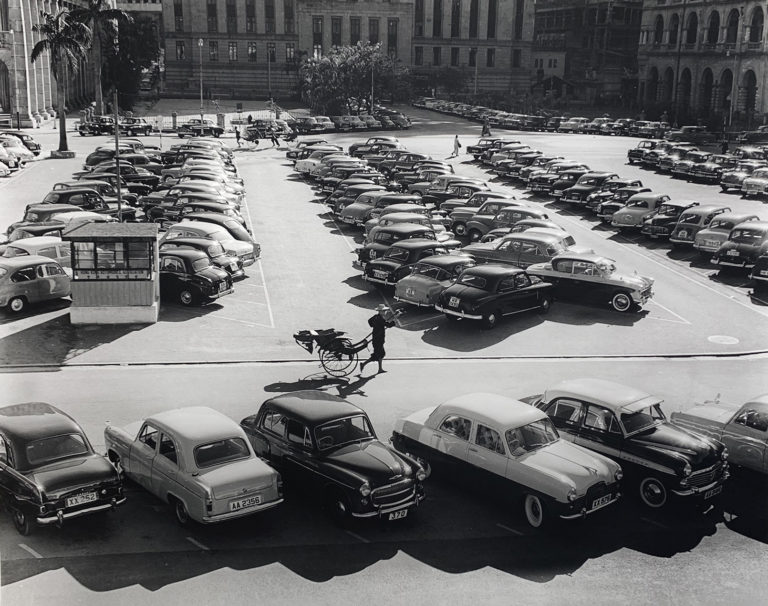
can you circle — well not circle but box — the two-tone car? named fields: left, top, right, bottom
left=394, top=255, right=477, bottom=307
left=669, top=205, right=731, bottom=247
left=391, top=393, right=622, bottom=529
left=711, top=221, right=768, bottom=269
left=449, top=198, right=524, bottom=238
left=159, top=237, right=244, bottom=280
left=531, top=378, right=729, bottom=510
left=461, top=229, right=588, bottom=269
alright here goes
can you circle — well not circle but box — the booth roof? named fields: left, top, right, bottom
left=62, top=223, right=159, bottom=241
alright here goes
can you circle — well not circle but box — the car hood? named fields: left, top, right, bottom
left=196, top=266, right=229, bottom=282
left=673, top=403, right=737, bottom=426
left=221, top=239, right=255, bottom=257
left=325, top=440, right=409, bottom=485
left=519, top=440, right=617, bottom=490
left=462, top=242, right=497, bottom=254
left=564, top=185, right=594, bottom=194
left=614, top=272, right=654, bottom=289
left=742, top=177, right=768, bottom=185
left=28, top=455, right=118, bottom=497
left=627, top=422, right=722, bottom=466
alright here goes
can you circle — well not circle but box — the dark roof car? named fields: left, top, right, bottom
left=159, top=248, right=233, bottom=305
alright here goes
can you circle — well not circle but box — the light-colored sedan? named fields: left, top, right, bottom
left=391, top=394, right=622, bottom=529
left=394, top=254, right=476, bottom=307
left=104, top=407, right=283, bottom=524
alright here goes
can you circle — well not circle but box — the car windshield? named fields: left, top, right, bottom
left=628, top=199, right=650, bottom=208
left=752, top=169, right=768, bottom=178
left=191, top=258, right=212, bottom=272
left=507, top=419, right=559, bottom=453
left=194, top=438, right=250, bottom=468
left=457, top=273, right=487, bottom=289
left=412, top=263, right=443, bottom=279
left=26, top=433, right=90, bottom=467
left=207, top=243, right=226, bottom=257
left=384, top=248, right=410, bottom=262
left=596, top=261, right=616, bottom=275
left=620, top=404, right=666, bottom=436
left=678, top=213, right=702, bottom=225
left=657, top=205, right=683, bottom=216
left=730, top=228, right=766, bottom=243
left=314, top=415, right=375, bottom=451
left=578, top=176, right=599, bottom=185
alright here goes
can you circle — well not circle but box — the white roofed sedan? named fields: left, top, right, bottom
left=391, top=393, right=623, bottom=529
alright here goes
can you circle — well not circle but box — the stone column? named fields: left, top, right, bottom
left=32, top=0, right=49, bottom=119
left=9, top=0, right=37, bottom=126
left=23, top=0, right=41, bottom=123
left=42, top=0, right=55, bottom=117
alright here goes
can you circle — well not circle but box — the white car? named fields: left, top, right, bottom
left=391, top=393, right=623, bottom=529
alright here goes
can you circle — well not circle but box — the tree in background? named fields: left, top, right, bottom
left=70, top=0, right=132, bottom=116
left=31, top=10, right=91, bottom=153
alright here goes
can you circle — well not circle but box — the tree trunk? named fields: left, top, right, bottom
left=57, top=64, right=68, bottom=153
left=93, top=30, right=104, bottom=115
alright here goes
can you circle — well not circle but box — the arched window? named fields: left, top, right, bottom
left=707, top=11, right=720, bottom=45
left=669, top=14, right=679, bottom=46
left=750, top=7, right=764, bottom=43
left=647, top=66, right=659, bottom=102
left=742, top=70, right=757, bottom=112
left=720, top=69, right=734, bottom=112
left=662, top=67, right=674, bottom=102
left=654, top=15, right=664, bottom=44
left=699, top=68, right=714, bottom=113
left=726, top=9, right=740, bottom=44
left=679, top=68, right=692, bottom=107
left=686, top=12, right=698, bottom=45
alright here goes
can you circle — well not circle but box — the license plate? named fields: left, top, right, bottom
left=229, top=494, right=262, bottom=511
left=678, top=230, right=688, bottom=238
left=373, top=270, right=388, bottom=279
left=591, top=494, right=613, bottom=509
left=704, top=240, right=719, bottom=248
left=66, top=491, right=97, bottom=508
left=388, top=509, right=408, bottom=520
left=727, top=250, right=739, bottom=256
left=448, top=296, right=460, bottom=308
left=342, top=217, right=356, bottom=224
left=704, top=485, right=723, bottom=500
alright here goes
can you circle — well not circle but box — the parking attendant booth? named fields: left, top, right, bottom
left=63, top=223, right=159, bottom=324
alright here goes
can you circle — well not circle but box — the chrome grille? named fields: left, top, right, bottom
left=371, top=478, right=415, bottom=507
left=688, top=462, right=725, bottom=488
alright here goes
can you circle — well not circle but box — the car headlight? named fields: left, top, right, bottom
left=416, top=469, right=427, bottom=482
left=722, top=449, right=729, bottom=461
left=359, top=482, right=371, bottom=497
left=614, top=469, right=623, bottom=482
left=683, top=462, right=692, bottom=477
left=567, top=488, right=578, bottom=502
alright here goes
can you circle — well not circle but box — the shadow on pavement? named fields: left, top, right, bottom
left=420, top=312, right=545, bottom=352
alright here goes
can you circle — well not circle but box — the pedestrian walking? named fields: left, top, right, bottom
left=450, top=134, right=461, bottom=158
left=247, top=114, right=253, bottom=125
left=359, top=304, right=396, bottom=374
left=721, top=138, right=729, bottom=154
left=234, top=127, right=241, bottom=147
left=482, top=118, right=491, bottom=137
left=268, top=128, right=280, bottom=147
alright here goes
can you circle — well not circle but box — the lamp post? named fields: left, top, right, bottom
left=370, top=67, right=374, bottom=113
left=672, top=0, right=687, bottom=128
left=198, top=38, right=204, bottom=123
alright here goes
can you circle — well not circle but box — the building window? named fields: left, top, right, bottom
left=515, top=0, right=524, bottom=40
left=415, top=46, right=423, bottom=65
left=248, top=42, right=257, bottom=61
left=351, top=17, right=361, bottom=44
left=173, top=0, right=183, bottom=32
left=415, top=0, right=424, bottom=37
left=226, top=0, right=237, bottom=34
left=228, top=41, right=238, bottom=61
left=512, top=48, right=521, bottom=67
left=450, top=0, right=460, bottom=38
left=175, top=40, right=186, bottom=60
left=267, top=42, right=276, bottom=63
left=209, top=40, right=218, bottom=61
left=468, top=47, right=476, bottom=67
left=469, top=0, right=478, bottom=38
left=313, top=16, right=323, bottom=58
left=207, top=0, right=218, bottom=33
left=433, top=46, right=441, bottom=66
left=387, top=19, right=398, bottom=57
left=286, top=43, right=295, bottom=61
left=450, top=47, right=459, bottom=66
left=433, top=0, right=442, bottom=37
left=369, top=18, right=379, bottom=44
left=265, top=0, right=275, bottom=33
left=284, top=0, right=295, bottom=34
left=486, top=48, right=495, bottom=67
left=246, top=0, right=256, bottom=33
left=487, top=0, right=497, bottom=39
left=552, top=58, right=557, bottom=67
left=331, top=16, right=342, bottom=46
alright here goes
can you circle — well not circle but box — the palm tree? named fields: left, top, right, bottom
left=31, top=11, right=91, bottom=153
left=71, top=1, right=132, bottom=116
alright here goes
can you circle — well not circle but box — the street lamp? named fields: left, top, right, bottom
left=198, top=38, right=204, bottom=123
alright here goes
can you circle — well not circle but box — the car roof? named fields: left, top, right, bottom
left=378, top=223, right=432, bottom=234
left=48, top=187, right=99, bottom=195
left=735, top=220, right=768, bottom=230
left=679, top=204, right=730, bottom=215
left=0, top=255, right=61, bottom=269
left=502, top=231, right=561, bottom=244
left=419, top=254, right=474, bottom=268
left=159, top=237, right=218, bottom=248
left=713, top=212, right=760, bottom=223
left=629, top=193, right=667, bottom=201
left=27, top=203, right=81, bottom=212
left=0, top=403, right=82, bottom=444
left=433, top=394, right=546, bottom=430
left=464, top=263, right=524, bottom=277
left=5, top=236, right=63, bottom=249
left=389, top=238, right=443, bottom=250
left=169, top=221, right=220, bottom=234
left=177, top=192, right=228, bottom=202
left=263, top=391, right=363, bottom=426
left=550, top=252, right=612, bottom=264
left=543, top=378, right=661, bottom=414
left=148, top=407, right=244, bottom=443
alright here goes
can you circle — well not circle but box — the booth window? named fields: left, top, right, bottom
left=72, top=240, right=153, bottom=281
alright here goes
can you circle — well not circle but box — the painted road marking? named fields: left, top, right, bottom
left=186, top=537, right=210, bottom=551
left=329, top=215, right=358, bottom=252
left=0, top=308, right=69, bottom=340
left=256, top=260, right=275, bottom=329
left=18, top=544, right=43, bottom=559
left=708, top=335, right=740, bottom=345
left=646, top=300, right=691, bottom=325
left=496, top=523, right=524, bottom=536
left=344, top=530, right=370, bottom=544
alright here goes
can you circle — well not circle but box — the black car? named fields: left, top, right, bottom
left=641, top=200, right=699, bottom=239
left=158, top=237, right=244, bottom=279
left=750, top=253, right=768, bottom=287
left=712, top=221, right=768, bottom=269
left=354, top=223, right=437, bottom=268
left=5, top=204, right=80, bottom=237
left=240, top=391, right=427, bottom=523
left=363, top=240, right=448, bottom=287
left=583, top=178, right=644, bottom=211
left=75, top=172, right=153, bottom=199
left=177, top=119, right=224, bottom=138
left=531, top=378, right=729, bottom=510
left=0, top=402, right=125, bottom=535
left=40, top=188, right=138, bottom=222
left=549, top=168, right=591, bottom=200
left=159, top=249, right=233, bottom=305
left=0, top=131, right=42, bottom=155
left=466, top=137, right=501, bottom=158
left=78, top=116, right=115, bottom=136
left=118, top=117, right=153, bottom=137
left=145, top=192, right=238, bottom=223
left=561, top=172, right=619, bottom=205
left=449, top=199, right=523, bottom=238
left=435, top=264, right=553, bottom=329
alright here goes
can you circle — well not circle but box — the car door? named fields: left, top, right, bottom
left=0, top=434, right=37, bottom=507
left=573, top=403, right=623, bottom=460
left=493, top=239, right=522, bottom=265
left=467, top=423, right=509, bottom=484
left=570, top=260, right=600, bottom=303
left=721, top=407, right=768, bottom=472
left=282, top=417, right=319, bottom=485
left=132, top=423, right=160, bottom=492
left=41, top=263, right=69, bottom=298
left=429, top=414, right=471, bottom=467
left=151, top=432, right=180, bottom=497
left=159, top=255, right=185, bottom=298
left=10, top=266, right=41, bottom=304
left=516, top=240, right=542, bottom=268
left=541, top=398, right=585, bottom=441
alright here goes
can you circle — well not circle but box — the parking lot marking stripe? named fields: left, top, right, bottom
left=496, top=523, right=524, bottom=536
left=256, top=260, right=275, bottom=329
left=640, top=517, right=670, bottom=530
left=646, top=300, right=691, bottom=325
left=329, top=216, right=358, bottom=252
left=344, top=530, right=370, bottom=543
left=0, top=308, right=69, bottom=340
left=18, top=544, right=43, bottom=559
left=397, top=313, right=444, bottom=328
left=186, top=537, right=210, bottom=551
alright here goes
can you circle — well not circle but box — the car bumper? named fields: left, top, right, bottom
left=201, top=497, right=283, bottom=523
left=37, top=496, right=126, bottom=525
left=641, top=226, right=671, bottom=237
left=351, top=490, right=425, bottom=519
left=559, top=492, right=621, bottom=519
left=612, top=220, right=640, bottom=228
left=394, top=295, right=435, bottom=307
left=435, top=305, right=482, bottom=320
left=712, top=257, right=754, bottom=268
left=671, top=477, right=728, bottom=501
left=363, top=274, right=396, bottom=286
left=751, top=269, right=768, bottom=281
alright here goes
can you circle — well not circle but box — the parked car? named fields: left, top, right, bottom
left=641, top=200, right=700, bottom=239
left=665, top=125, right=716, bottom=145
left=671, top=151, right=712, bottom=179
left=593, top=186, right=651, bottom=220
left=639, top=141, right=675, bottom=168
left=118, top=117, right=153, bottom=137
left=0, top=255, right=70, bottom=313
left=78, top=116, right=115, bottom=136
left=0, top=130, right=42, bottom=156
left=394, top=255, right=477, bottom=307
left=5, top=203, right=80, bottom=237
left=531, top=378, right=729, bottom=509
left=105, top=407, right=282, bottom=524
left=464, top=206, right=547, bottom=243
left=740, top=167, right=768, bottom=197
left=159, top=237, right=244, bottom=279
left=177, top=119, right=224, bottom=138
left=0, top=402, right=124, bottom=535
left=719, top=160, right=766, bottom=192
left=158, top=249, right=234, bottom=305
left=162, top=221, right=256, bottom=267
left=40, top=188, right=138, bottom=222
left=449, top=199, right=524, bottom=238
left=689, top=154, right=738, bottom=183
left=241, top=391, right=427, bottom=522
left=711, top=221, right=768, bottom=269
left=527, top=253, right=654, bottom=312
left=0, top=143, right=22, bottom=171
left=750, top=254, right=768, bottom=286
left=461, top=230, right=588, bottom=269
left=693, top=212, right=761, bottom=256
left=466, top=137, right=501, bottom=158
left=481, top=219, right=564, bottom=243
left=391, top=393, right=622, bottom=528
left=627, top=139, right=662, bottom=164
left=558, top=117, right=589, bottom=133
left=583, top=178, right=644, bottom=210
left=668, top=205, right=732, bottom=247
left=53, top=179, right=139, bottom=208
left=354, top=223, right=437, bottom=269
left=544, top=116, right=565, bottom=131
left=435, top=264, right=553, bottom=327
left=2, top=236, right=72, bottom=272
left=340, top=192, right=422, bottom=226
left=528, top=162, right=589, bottom=194
left=584, top=118, right=612, bottom=134
left=611, top=193, right=671, bottom=229
left=0, top=135, right=35, bottom=164
left=363, top=240, right=448, bottom=287
left=657, top=146, right=700, bottom=173
left=560, top=172, right=618, bottom=204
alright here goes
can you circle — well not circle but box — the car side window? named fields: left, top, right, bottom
left=12, top=268, right=36, bottom=282
left=0, top=435, right=9, bottom=466
left=583, top=405, right=621, bottom=434
left=514, top=274, right=530, bottom=289
left=520, top=241, right=539, bottom=255
left=57, top=244, right=71, bottom=259
left=734, top=409, right=768, bottom=432
left=158, top=433, right=178, bottom=465
left=438, top=415, right=472, bottom=441
left=161, top=257, right=184, bottom=273
left=35, top=265, right=46, bottom=279
left=261, top=410, right=287, bottom=438
left=475, top=424, right=505, bottom=455
left=138, top=424, right=159, bottom=450
left=548, top=398, right=584, bottom=427
left=498, top=277, right=517, bottom=292
left=553, top=259, right=574, bottom=273
left=45, top=264, right=66, bottom=277
left=286, top=418, right=311, bottom=448
left=573, top=262, right=596, bottom=276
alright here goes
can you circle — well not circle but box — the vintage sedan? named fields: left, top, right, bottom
left=693, top=212, right=761, bottom=256
left=750, top=254, right=768, bottom=286
left=711, top=221, right=768, bottom=269
left=363, top=240, right=448, bottom=286
left=461, top=230, right=588, bottom=269
left=159, top=249, right=233, bottom=305
left=162, top=221, right=257, bottom=266
left=0, top=402, right=124, bottom=535
left=640, top=200, right=700, bottom=239
left=531, top=378, right=729, bottom=509
left=481, top=218, right=564, bottom=243
left=241, top=391, right=427, bottom=522
left=177, top=118, right=224, bottom=138
left=689, top=154, right=738, bottom=183
left=391, top=394, right=622, bottom=529
left=583, top=178, right=643, bottom=210
left=740, top=167, right=768, bottom=197
left=561, top=172, right=618, bottom=204
left=0, top=256, right=70, bottom=313
left=105, top=407, right=282, bottom=524
left=670, top=150, right=712, bottom=179
left=720, top=160, right=766, bottom=192
left=159, top=237, right=244, bottom=279
left=466, top=137, right=501, bottom=158
left=668, top=205, right=731, bottom=246
left=466, top=206, right=549, bottom=242
left=527, top=253, right=654, bottom=312
left=450, top=199, right=525, bottom=238
left=439, top=190, right=518, bottom=216
left=672, top=394, right=768, bottom=475
left=394, top=255, right=476, bottom=307
left=591, top=186, right=651, bottom=217
left=354, top=223, right=437, bottom=269
left=435, top=264, right=553, bottom=328
left=611, top=193, right=671, bottom=229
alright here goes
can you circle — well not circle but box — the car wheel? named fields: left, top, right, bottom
left=453, top=222, right=467, bottom=237
left=611, top=291, right=633, bottom=312
left=178, top=290, right=197, bottom=306
left=639, top=476, right=668, bottom=508
left=468, top=229, right=483, bottom=242
left=720, top=186, right=729, bottom=192
left=523, top=494, right=546, bottom=529
left=12, top=509, right=32, bottom=536
left=173, top=498, right=191, bottom=525
left=412, top=190, right=423, bottom=196
left=324, top=489, right=351, bottom=526
left=8, top=296, right=26, bottom=313
left=539, top=296, right=552, bottom=314
left=481, top=309, right=500, bottom=330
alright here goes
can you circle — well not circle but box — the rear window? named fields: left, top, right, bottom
left=3, top=246, right=29, bottom=258
left=193, top=438, right=250, bottom=468
left=457, top=273, right=487, bottom=289
left=26, top=433, right=90, bottom=467
left=384, top=248, right=410, bottom=262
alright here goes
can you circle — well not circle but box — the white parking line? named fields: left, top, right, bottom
left=18, top=543, right=43, bottom=559
left=329, top=215, right=358, bottom=252
left=256, top=260, right=275, bottom=329
left=186, top=537, right=210, bottom=551
left=646, top=300, right=691, bottom=325
left=496, top=523, right=524, bottom=536
left=344, top=530, right=370, bottom=543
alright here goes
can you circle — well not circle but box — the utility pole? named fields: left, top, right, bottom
left=198, top=38, right=204, bottom=123
left=113, top=88, right=122, bottom=222
left=267, top=44, right=273, bottom=104
left=370, top=67, right=374, bottom=112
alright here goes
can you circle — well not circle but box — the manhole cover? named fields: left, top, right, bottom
left=707, top=335, right=740, bottom=345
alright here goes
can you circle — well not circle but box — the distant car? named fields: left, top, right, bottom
left=693, top=212, right=761, bottom=256
left=391, top=393, right=622, bottom=529
left=668, top=205, right=731, bottom=247
left=0, top=131, right=42, bottom=156
left=0, top=255, right=70, bottom=313
left=465, top=206, right=549, bottom=243
left=561, top=172, right=618, bottom=205
left=558, top=117, right=589, bottom=133
left=178, top=119, right=224, bottom=138
left=711, top=221, right=768, bottom=269
left=0, top=402, right=124, bottom=535
left=241, top=391, right=427, bottom=523
left=527, top=253, right=654, bottom=312
left=627, top=139, right=662, bottom=165
left=118, top=117, right=153, bottom=137
left=158, top=249, right=234, bottom=305
left=719, top=160, right=766, bottom=192
left=583, top=178, right=644, bottom=210
left=689, top=154, right=738, bottom=183
left=78, top=116, right=115, bottom=136
left=394, top=254, right=476, bottom=307
left=740, top=167, right=768, bottom=197
left=435, top=264, right=553, bottom=328
left=105, top=407, right=282, bottom=524
left=531, top=378, right=729, bottom=510
left=665, top=125, right=716, bottom=145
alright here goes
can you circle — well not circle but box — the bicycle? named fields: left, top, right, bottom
left=293, top=329, right=372, bottom=377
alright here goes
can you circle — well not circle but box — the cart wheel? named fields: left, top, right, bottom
left=319, top=339, right=359, bottom=377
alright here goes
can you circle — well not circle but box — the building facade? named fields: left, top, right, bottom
left=0, top=0, right=94, bottom=127
left=637, top=0, right=767, bottom=129
left=161, top=0, right=534, bottom=99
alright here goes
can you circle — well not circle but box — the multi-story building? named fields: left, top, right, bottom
left=637, top=0, right=766, bottom=128
left=532, top=0, right=643, bottom=105
left=161, top=0, right=534, bottom=99
left=0, top=0, right=94, bottom=127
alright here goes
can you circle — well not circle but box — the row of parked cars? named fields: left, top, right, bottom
left=5, top=377, right=764, bottom=535
left=0, top=130, right=41, bottom=175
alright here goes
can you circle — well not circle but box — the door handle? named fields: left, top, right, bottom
left=468, top=447, right=478, bottom=452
